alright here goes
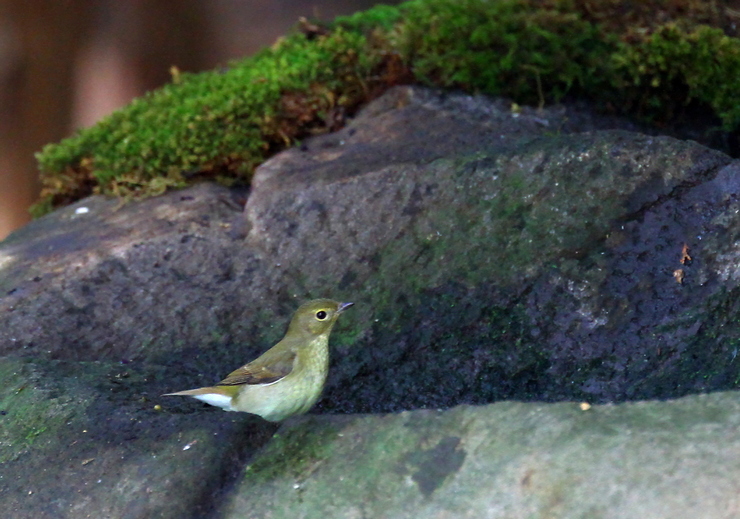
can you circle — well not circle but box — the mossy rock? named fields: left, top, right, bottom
left=33, top=0, right=740, bottom=215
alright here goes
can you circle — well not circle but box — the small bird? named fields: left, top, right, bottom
left=163, top=299, right=353, bottom=422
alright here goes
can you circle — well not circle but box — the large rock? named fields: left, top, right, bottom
left=2, top=86, right=740, bottom=517
left=224, top=391, right=740, bottom=519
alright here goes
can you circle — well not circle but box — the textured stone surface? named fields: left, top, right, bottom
left=224, top=391, right=740, bottom=519
left=2, top=86, right=740, bottom=517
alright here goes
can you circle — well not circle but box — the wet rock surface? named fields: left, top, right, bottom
left=2, top=86, right=740, bottom=517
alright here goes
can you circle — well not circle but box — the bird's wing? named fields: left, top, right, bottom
left=217, top=348, right=296, bottom=386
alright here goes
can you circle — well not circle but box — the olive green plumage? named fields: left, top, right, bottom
left=164, top=299, right=353, bottom=422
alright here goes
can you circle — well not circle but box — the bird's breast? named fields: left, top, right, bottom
left=232, top=335, right=330, bottom=421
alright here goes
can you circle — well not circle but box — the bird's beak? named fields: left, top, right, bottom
left=337, top=302, right=354, bottom=313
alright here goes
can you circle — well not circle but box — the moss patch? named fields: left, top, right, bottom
left=34, top=25, right=388, bottom=214
left=243, top=418, right=347, bottom=484
left=34, top=0, right=740, bottom=214
left=0, top=358, right=86, bottom=463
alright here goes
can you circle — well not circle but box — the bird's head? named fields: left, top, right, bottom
left=287, top=299, right=354, bottom=336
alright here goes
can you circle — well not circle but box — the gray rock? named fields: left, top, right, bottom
left=224, top=391, right=740, bottom=519
left=1, top=86, right=740, bottom=517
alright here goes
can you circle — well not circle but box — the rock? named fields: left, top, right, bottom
left=224, top=391, right=740, bottom=519
left=1, top=86, right=740, bottom=517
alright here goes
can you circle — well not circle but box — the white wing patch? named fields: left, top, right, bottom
left=192, top=393, right=234, bottom=411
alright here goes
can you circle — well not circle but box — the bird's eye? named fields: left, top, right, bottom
left=316, top=310, right=328, bottom=320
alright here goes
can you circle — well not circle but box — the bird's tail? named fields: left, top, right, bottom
left=162, top=386, right=237, bottom=410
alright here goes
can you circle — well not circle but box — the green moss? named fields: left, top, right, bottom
left=33, top=26, right=384, bottom=214
left=391, top=0, right=608, bottom=104
left=33, top=0, right=740, bottom=215
left=334, top=3, right=403, bottom=32
left=0, top=358, right=83, bottom=463
left=608, top=24, right=740, bottom=127
left=244, top=414, right=421, bottom=508
left=244, top=418, right=346, bottom=483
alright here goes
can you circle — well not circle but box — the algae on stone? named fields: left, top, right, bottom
left=0, top=358, right=86, bottom=463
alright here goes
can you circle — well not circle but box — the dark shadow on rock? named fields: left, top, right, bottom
left=0, top=356, right=278, bottom=519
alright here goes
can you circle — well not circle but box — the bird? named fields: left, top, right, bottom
left=163, top=299, right=353, bottom=422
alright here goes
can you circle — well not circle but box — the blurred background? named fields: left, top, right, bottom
left=0, top=0, right=399, bottom=241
